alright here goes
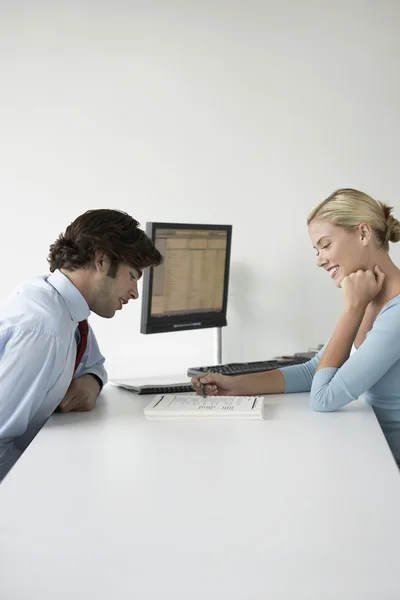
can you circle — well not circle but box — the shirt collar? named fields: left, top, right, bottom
left=47, top=269, right=90, bottom=323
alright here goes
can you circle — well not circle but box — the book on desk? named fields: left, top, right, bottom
left=109, top=376, right=194, bottom=395
left=144, top=394, right=265, bottom=420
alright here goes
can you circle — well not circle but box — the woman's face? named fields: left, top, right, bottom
left=308, top=219, right=372, bottom=288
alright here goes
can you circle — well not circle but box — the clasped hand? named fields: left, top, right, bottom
left=341, top=265, right=385, bottom=311
left=57, top=374, right=100, bottom=412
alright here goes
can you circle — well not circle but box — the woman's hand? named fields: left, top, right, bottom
left=191, top=373, right=242, bottom=396
left=341, top=265, right=385, bottom=312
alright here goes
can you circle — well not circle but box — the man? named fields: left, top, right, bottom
left=0, top=209, right=162, bottom=480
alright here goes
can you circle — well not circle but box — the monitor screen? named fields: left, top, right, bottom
left=141, top=222, right=232, bottom=334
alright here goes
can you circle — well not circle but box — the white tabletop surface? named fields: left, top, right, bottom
left=1, top=385, right=400, bottom=599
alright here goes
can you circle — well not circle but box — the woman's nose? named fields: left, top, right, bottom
left=316, top=254, right=327, bottom=268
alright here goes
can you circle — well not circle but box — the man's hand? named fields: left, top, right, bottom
left=58, top=374, right=101, bottom=413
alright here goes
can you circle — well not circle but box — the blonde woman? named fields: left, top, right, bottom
left=192, top=189, right=400, bottom=466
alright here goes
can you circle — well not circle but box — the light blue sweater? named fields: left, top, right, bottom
left=280, top=294, right=400, bottom=466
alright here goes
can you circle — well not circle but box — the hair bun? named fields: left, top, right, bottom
left=379, top=202, right=400, bottom=244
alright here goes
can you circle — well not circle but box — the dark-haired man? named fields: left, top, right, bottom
left=0, top=209, right=162, bottom=480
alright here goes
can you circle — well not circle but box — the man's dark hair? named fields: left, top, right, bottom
left=48, top=209, right=162, bottom=275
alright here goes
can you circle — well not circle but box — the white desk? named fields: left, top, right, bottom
left=1, top=386, right=400, bottom=599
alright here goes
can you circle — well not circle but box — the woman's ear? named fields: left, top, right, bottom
left=358, top=222, right=372, bottom=245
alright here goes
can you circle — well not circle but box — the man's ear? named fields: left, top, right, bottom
left=93, top=251, right=108, bottom=273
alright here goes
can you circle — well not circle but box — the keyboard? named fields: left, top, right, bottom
left=187, top=355, right=311, bottom=377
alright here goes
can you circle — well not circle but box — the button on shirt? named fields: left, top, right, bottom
left=0, top=270, right=107, bottom=480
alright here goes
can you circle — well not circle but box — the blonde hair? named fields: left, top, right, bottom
left=307, top=188, right=400, bottom=250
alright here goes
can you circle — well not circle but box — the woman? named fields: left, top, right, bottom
left=192, top=188, right=400, bottom=466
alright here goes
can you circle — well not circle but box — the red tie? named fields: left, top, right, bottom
left=74, top=320, right=89, bottom=372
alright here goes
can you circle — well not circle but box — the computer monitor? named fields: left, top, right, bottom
left=141, top=222, right=232, bottom=334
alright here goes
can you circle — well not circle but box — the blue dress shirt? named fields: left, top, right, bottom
left=0, top=270, right=107, bottom=480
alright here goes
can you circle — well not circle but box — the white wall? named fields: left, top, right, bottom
left=1, top=0, right=400, bottom=379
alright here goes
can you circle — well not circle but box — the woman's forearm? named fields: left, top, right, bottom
left=235, top=369, right=285, bottom=395
left=316, top=307, right=365, bottom=371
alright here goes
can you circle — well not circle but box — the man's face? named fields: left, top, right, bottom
left=91, top=261, right=141, bottom=318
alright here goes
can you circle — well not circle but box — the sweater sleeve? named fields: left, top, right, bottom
left=280, top=344, right=327, bottom=393
left=309, top=300, right=400, bottom=412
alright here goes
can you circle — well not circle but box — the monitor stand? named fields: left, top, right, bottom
left=214, top=327, right=222, bottom=364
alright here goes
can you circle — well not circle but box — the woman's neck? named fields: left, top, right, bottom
left=371, top=255, right=400, bottom=307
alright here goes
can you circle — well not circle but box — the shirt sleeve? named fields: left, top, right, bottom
left=279, top=344, right=327, bottom=393
left=0, top=327, right=58, bottom=477
left=74, top=324, right=108, bottom=388
left=309, top=301, right=400, bottom=412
